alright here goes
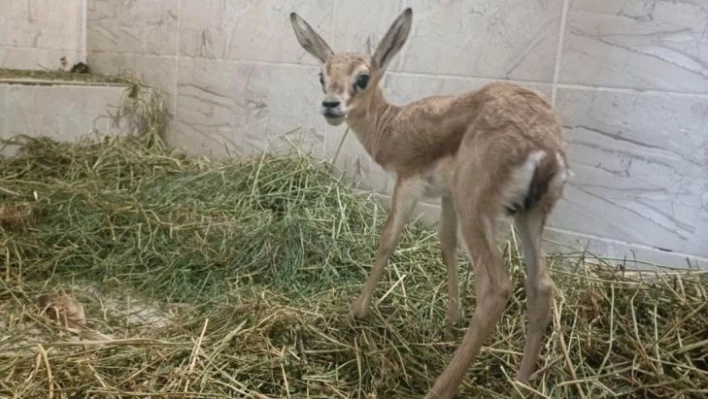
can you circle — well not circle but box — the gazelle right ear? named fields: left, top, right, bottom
left=290, top=13, right=334, bottom=63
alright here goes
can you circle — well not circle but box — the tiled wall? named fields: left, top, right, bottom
left=0, top=0, right=85, bottom=69
left=78, top=0, right=707, bottom=268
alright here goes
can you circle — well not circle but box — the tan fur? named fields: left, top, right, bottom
left=291, top=8, right=569, bottom=399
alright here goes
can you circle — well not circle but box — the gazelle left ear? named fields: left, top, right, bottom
left=372, top=8, right=413, bottom=70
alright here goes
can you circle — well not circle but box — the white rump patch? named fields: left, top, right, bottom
left=502, top=150, right=547, bottom=209
left=549, top=152, right=569, bottom=195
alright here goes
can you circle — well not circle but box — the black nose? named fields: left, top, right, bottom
left=322, top=100, right=341, bottom=109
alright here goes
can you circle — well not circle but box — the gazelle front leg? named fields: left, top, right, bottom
left=440, top=196, right=462, bottom=334
left=350, top=177, right=422, bottom=320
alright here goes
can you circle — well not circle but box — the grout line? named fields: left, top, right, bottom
left=84, top=56, right=708, bottom=98
left=173, top=0, right=182, bottom=121
left=174, top=0, right=181, bottom=59
left=87, top=49, right=178, bottom=60
left=391, top=70, right=553, bottom=87
left=393, top=0, right=412, bottom=73
left=323, top=0, right=338, bottom=159
left=86, top=51, right=542, bottom=85
left=555, top=83, right=708, bottom=97
left=331, top=0, right=338, bottom=49
left=0, top=44, right=85, bottom=53
left=173, top=57, right=180, bottom=120
left=545, top=226, right=708, bottom=264
left=81, top=0, right=88, bottom=62
left=173, top=56, right=708, bottom=97
left=551, top=0, right=571, bottom=106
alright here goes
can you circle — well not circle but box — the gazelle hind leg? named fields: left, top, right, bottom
left=515, top=207, right=552, bottom=382
left=440, top=196, right=462, bottom=334
left=516, top=152, right=567, bottom=381
left=426, top=214, right=512, bottom=399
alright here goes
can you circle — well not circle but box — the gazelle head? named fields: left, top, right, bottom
left=290, top=8, right=413, bottom=126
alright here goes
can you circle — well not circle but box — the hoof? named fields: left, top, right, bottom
left=349, top=299, right=370, bottom=321
left=423, top=389, right=449, bottom=399
left=444, top=313, right=463, bottom=342
left=443, top=324, right=460, bottom=342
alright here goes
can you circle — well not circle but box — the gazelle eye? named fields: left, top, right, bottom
left=319, top=73, right=324, bottom=86
left=356, top=74, right=369, bottom=90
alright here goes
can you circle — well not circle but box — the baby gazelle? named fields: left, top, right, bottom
left=291, top=8, right=568, bottom=398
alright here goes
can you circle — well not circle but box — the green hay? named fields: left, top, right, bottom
left=0, top=133, right=707, bottom=399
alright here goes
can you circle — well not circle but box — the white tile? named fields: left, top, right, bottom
left=544, top=228, right=708, bottom=270
left=559, top=0, right=708, bottom=92
left=398, top=0, right=563, bottom=81
left=172, top=59, right=325, bottom=158
left=0, top=0, right=83, bottom=52
left=86, top=0, right=179, bottom=56
left=0, top=0, right=84, bottom=70
left=87, top=52, right=178, bottom=116
left=0, top=47, right=83, bottom=70
left=332, top=0, right=407, bottom=70
left=552, top=87, right=708, bottom=258
left=383, top=73, right=553, bottom=105
left=179, top=0, right=334, bottom=64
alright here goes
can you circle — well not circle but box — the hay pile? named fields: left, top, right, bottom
left=0, top=133, right=706, bottom=399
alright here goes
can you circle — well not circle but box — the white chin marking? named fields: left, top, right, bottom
left=325, top=116, right=345, bottom=126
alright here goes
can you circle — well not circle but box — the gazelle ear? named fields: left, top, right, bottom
left=290, top=13, right=334, bottom=63
left=372, top=8, right=412, bottom=70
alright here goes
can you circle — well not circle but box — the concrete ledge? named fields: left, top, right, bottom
left=0, top=81, right=130, bottom=156
left=0, top=78, right=125, bottom=87
left=544, top=227, right=707, bottom=270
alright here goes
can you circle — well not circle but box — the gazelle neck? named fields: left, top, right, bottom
left=345, top=85, right=401, bottom=164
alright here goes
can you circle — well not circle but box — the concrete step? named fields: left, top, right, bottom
left=0, top=71, right=130, bottom=156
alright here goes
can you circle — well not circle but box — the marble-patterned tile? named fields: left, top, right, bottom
left=0, top=47, right=83, bottom=70
left=552, top=88, right=708, bottom=258
left=87, top=52, right=178, bottom=117
left=0, top=0, right=83, bottom=52
left=559, top=0, right=708, bottom=93
left=383, top=73, right=553, bottom=105
left=544, top=228, right=708, bottom=270
left=332, top=0, right=407, bottom=71
left=86, top=0, right=179, bottom=56
left=179, top=0, right=334, bottom=64
left=172, top=59, right=325, bottom=159
left=392, top=0, right=563, bottom=81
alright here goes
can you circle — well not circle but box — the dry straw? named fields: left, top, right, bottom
left=0, top=73, right=706, bottom=399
